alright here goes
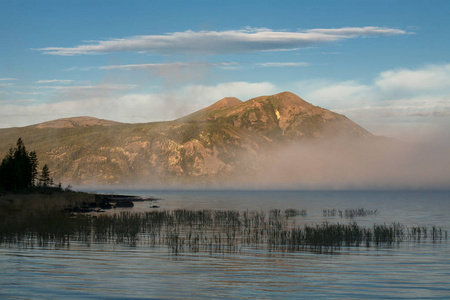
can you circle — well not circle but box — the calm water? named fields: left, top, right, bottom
left=1, top=190, right=450, bottom=299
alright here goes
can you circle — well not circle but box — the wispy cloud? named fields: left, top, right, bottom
left=65, top=66, right=96, bottom=71
left=99, top=62, right=238, bottom=70
left=14, top=91, right=45, bottom=95
left=15, top=99, right=36, bottom=103
left=255, top=62, right=309, bottom=67
left=0, top=83, right=15, bottom=88
left=35, top=79, right=75, bottom=84
left=37, top=83, right=136, bottom=91
left=382, top=110, right=450, bottom=118
left=0, top=78, right=18, bottom=81
left=71, top=61, right=309, bottom=72
left=0, top=99, right=36, bottom=104
left=36, top=26, right=408, bottom=56
left=306, top=27, right=408, bottom=36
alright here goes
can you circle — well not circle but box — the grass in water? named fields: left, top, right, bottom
left=0, top=201, right=447, bottom=254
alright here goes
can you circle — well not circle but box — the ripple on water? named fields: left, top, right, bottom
left=1, top=190, right=450, bottom=299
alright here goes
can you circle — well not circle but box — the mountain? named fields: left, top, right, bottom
left=0, top=92, right=373, bottom=186
left=34, top=116, right=122, bottom=129
left=180, top=92, right=371, bottom=140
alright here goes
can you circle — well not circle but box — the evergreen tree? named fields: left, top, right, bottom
left=39, top=164, right=53, bottom=188
left=0, top=148, right=16, bottom=191
left=0, top=138, right=41, bottom=192
left=29, top=151, right=39, bottom=186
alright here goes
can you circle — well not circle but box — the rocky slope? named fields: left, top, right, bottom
left=0, top=92, right=373, bottom=186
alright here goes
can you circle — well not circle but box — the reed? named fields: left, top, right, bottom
left=323, top=208, right=377, bottom=219
left=0, top=207, right=447, bottom=254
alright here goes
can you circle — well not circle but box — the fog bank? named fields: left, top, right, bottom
left=237, top=136, right=449, bottom=190
left=71, top=128, right=450, bottom=192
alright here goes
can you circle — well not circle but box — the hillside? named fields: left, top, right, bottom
left=0, top=92, right=373, bottom=186
left=34, top=116, right=122, bottom=129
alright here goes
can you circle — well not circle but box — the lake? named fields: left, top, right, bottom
left=1, top=190, right=449, bottom=299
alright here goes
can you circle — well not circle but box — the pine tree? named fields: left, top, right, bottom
left=0, top=138, right=42, bottom=191
left=0, top=148, right=15, bottom=191
left=39, top=164, right=52, bottom=188
left=29, top=151, right=39, bottom=186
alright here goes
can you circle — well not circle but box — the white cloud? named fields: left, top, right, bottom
left=293, top=63, right=450, bottom=138
left=303, top=80, right=373, bottom=109
left=301, top=64, right=450, bottom=113
left=26, top=83, right=138, bottom=107
left=184, top=81, right=277, bottom=103
left=376, top=64, right=450, bottom=94
left=99, top=62, right=238, bottom=70
left=14, top=99, right=37, bottom=103
left=0, top=78, right=17, bottom=90
left=37, top=83, right=136, bottom=91
left=1, top=60, right=448, bottom=140
left=76, top=61, right=308, bottom=72
left=255, top=62, right=309, bottom=67
left=0, top=95, right=162, bottom=127
left=0, top=81, right=277, bottom=128
left=307, top=26, right=407, bottom=37
left=35, top=79, right=75, bottom=84
left=14, top=91, right=45, bottom=95
left=36, top=26, right=408, bottom=56
left=65, top=66, right=96, bottom=71
left=0, top=83, right=14, bottom=88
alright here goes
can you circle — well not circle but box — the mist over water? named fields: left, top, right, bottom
left=73, top=135, right=450, bottom=192
left=79, top=135, right=450, bottom=192
left=222, top=133, right=450, bottom=191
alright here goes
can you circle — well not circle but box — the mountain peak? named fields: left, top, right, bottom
left=176, top=97, right=243, bottom=122
left=274, top=91, right=303, bottom=99
left=249, top=91, right=313, bottom=109
left=205, top=97, right=243, bottom=111
left=34, top=116, right=121, bottom=129
left=218, top=91, right=372, bottom=139
left=275, top=91, right=310, bottom=104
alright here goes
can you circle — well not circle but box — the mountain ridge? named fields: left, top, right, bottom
left=34, top=116, right=123, bottom=129
left=0, top=92, right=373, bottom=186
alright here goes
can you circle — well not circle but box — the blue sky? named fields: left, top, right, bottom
left=1, top=0, right=449, bottom=139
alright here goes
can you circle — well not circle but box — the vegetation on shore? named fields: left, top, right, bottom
left=0, top=137, right=96, bottom=221
left=0, top=138, right=59, bottom=193
left=0, top=190, right=95, bottom=218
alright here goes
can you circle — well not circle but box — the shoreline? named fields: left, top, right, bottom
left=0, top=190, right=160, bottom=217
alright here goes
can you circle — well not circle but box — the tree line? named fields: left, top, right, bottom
left=0, top=138, right=54, bottom=192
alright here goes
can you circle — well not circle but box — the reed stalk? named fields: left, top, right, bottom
left=0, top=207, right=447, bottom=254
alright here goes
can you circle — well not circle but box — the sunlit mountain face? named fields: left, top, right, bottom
left=0, top=92, right=372, bottom=186
left=2, top=91, right=448, bottom=190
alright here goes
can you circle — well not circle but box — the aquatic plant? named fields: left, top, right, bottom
left=323, top=208, right=377, bottom=219
left=0, top=207, right=447, bottom=254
